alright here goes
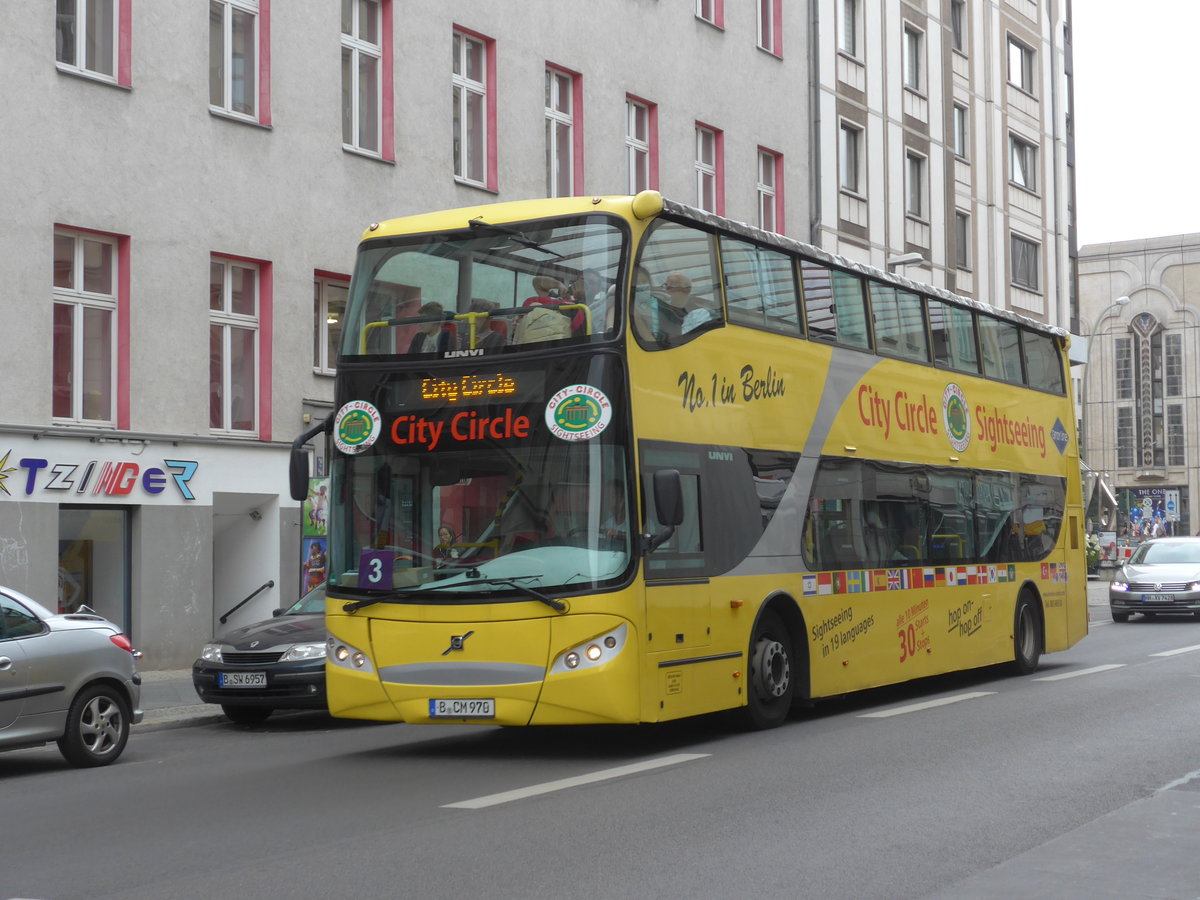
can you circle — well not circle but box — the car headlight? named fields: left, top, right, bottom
left=280, top=642, right=328, bottom=662
left=200, top=644, right=224, bottom=663
left=550, top=623, right=628, bottom=674
left=1189, top=582, right=1200, bottom=593
left=1110, top=581, right=1128, bottom=592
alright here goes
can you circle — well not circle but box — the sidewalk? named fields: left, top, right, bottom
left=135, top=668, right=225, bottom=731
left=135, top=581, right=1115, bottom=732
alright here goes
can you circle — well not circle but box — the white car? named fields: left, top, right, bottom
left=1109, top=537, right=1200, bottom=622
left=0, top=585, right=143, bottom=766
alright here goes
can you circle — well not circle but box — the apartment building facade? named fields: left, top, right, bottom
left=1, top=1, right=812, bottom=665
left=812, top=0, right=1077, bottom=330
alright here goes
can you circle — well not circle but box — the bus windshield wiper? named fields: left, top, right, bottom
left=341, top=577, right=566, bottom=613
left=467, top=218, right=564, bottom=258
left=471, top=578, right=566, bottom=612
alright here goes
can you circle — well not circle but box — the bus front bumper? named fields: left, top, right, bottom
left=325, top=613, right=640, bottom=725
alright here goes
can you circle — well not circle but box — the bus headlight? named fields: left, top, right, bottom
left=550, top=623, right=628, bottom=675
left=327, top=635, right=375, bottom=673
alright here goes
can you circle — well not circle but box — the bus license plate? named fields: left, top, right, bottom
left=219, top=671, right=267, bottom=687
left=1142, top=593, right=1174, bottom=603
left=429, top=698, right=495, bottom=718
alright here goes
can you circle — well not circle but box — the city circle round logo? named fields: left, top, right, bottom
left=334, top=401, right=382, bottom=455
left=545, top=385, right=612, bottom=441
left=943, top=383, right=971, bottom=453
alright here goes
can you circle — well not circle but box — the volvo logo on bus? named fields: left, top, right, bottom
left=442, top=631, right=475, bottom=655
left=334, top=401, right=382, bottom=455
left=942, top=383, right=971, bottom=453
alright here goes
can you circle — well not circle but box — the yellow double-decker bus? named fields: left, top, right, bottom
left=290, top=191, right=1086, bottom=730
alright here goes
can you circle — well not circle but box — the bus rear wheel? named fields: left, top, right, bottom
left=742, top=610, right=794, bottom=730
left=1011, top=591, right=1042, bottom=675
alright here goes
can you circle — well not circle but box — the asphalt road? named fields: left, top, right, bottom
left=5, top=579, right=1200, bottom=900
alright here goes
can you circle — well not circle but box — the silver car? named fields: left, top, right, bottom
left=1109, top=537, right=1200, bottom=622
left=1, top=585, right=143, bottom=766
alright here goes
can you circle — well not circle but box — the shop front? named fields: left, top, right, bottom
left=0, top=431, right=300, bottom=668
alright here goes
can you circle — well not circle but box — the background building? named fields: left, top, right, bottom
left=1078, top=234, right=1200, bottom=539
left=1, top=1, right=1074, bottom=666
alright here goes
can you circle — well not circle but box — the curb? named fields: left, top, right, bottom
left=135, top=707, right=227, bottom=733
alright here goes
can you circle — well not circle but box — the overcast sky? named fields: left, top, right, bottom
left=1071, top=3, right=1200, bottom=247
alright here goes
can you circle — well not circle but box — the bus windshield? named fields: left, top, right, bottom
left=341, top=214, right=626, bottom=358
left=328, top=378, right=632, bottom=601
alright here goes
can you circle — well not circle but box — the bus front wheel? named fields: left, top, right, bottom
left=1011, top=591, right=1042, bottom=675
left=742, top=610, right=794, bottom=730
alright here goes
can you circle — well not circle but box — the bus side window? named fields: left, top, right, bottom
left=719, top=236, right=801, bottom=335
left=633, top=219, right=723, bottom=350
left=799, top=263, right=871, bottom=350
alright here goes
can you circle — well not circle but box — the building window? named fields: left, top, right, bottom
left=757, top=147, right=783, bottom=233
left=625, top=96, right=657, bottom=194
left=210, top=0, right=269, bottom=124
left=1116, top=407, right=1134, bottom=468
left=545, top=65, right=580, bottom=198
left=1010, top=134, right=1038, bottom=191
left=53, top=228, right=124, bottom=425
left=453, top=28, right=495, bottom=189
left=314, top=274, right=348, bottom=375
left=839, top=0, right=860, bottom=57
left=695, top=123, right=723, bottom=214
left=341, top=0, right=388, bottom=157
left=210, top=256, right=265, bottom=435
left=950, top=0, right=966, bottom=53
left=954, top=210, right=971, bottom=270
left=56, top=0, right=131, bottom=86
left=839, top=122, right=861, bottom=194
left=905, top=151, right=925, bottom=219
left=1165, top=332, right=1183, bottom=397
left=757, top=0, right=782, bottom=55
left=1115, top=336, right=1133, bottom=399
left=1007, top=36, right=1035, bottom=94
left=1168, top=403, right=1185, bottom=467
left=952, top=103, right=968, bottom=159
left=903, top=25, right=923, bottom=92
left=1011, top=234, right=1040, bottom=290
left=696, top=0, right=723, bottom=27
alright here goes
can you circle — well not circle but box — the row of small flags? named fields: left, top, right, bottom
left=801, top=562, right=1068, bottom=596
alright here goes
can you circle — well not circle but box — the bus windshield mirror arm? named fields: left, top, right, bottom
left=641, top=525, right=676, bottom=554
left=467, top=218, right=564, bottom=258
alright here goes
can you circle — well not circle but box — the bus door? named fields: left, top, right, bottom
left=640, top=450, right=722, bottom=719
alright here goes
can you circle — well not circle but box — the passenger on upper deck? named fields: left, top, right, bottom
left=407, top=300, right=451, bottom=354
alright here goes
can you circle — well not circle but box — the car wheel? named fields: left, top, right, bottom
left=57, top=684, right=131, bottom=767
left=221, top=704, right=273, bottom=725
left=1112, top=611, right=1131, bottom=623
left=1011, top=590, right=1042, bottom=675
left=741, top=610, right=794, bottom=730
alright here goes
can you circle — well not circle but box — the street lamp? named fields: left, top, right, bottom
left=886, top=252, right=925, bottom=273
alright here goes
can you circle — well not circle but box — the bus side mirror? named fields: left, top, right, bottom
left=642, top=469, right=683, bottom=553
left=289, top=447, right=310, bottom=502
left=289, top=414, right=332, bottom=502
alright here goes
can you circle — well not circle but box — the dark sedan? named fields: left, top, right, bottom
left=1109, top=537, right=1200, bottom=622
left=192, top=583, right=327, bottom=724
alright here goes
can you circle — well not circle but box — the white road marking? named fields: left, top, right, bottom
left=1033, top=663, right=1126, bottom=681
left=442, top=753, right=711, bottom=809
left=1157, top=769, right=1200, bottom=793
left=1150, top=644, right=1200, bottom=658
left=859, top=691, right=995, bottom=719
